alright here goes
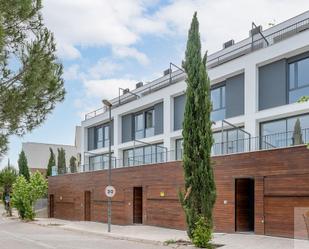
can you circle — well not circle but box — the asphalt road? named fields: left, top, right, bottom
left=0, top=211, right=172, bottom=249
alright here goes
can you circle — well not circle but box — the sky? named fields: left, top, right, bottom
left=2, top=0, right=309, bottom=168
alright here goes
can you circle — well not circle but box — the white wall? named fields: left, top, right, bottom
left=81, top=12, right=309, bottom=166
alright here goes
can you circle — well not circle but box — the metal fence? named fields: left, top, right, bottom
left=70, top=129, right=309, bottom=173
left=207, top=17, right=309, bottom=68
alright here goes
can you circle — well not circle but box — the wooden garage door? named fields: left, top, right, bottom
left=265, top=196, right=309, bottom=238
left=264, top=174, right=309, bottom=239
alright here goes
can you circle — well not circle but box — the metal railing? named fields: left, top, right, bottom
left=84, top=66, right=186, bottom=120
left=62, top=128, right=309, bottom=174
left=207, top=17, right=309, bottom=68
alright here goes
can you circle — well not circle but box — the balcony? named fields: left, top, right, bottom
left=207, top=17, right=309, bottom=68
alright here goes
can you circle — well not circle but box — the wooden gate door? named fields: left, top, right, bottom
left=84, top=191, right=91, bottom=221
left=133, top=187, right=143, bottom=224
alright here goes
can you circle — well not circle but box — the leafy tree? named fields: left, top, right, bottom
left=18, top=150, right=30, bottom=181
left=180, top=12, right=216, bottom=240
left=57, top=148, right=66, bottom=174
left=46, top=147, right=55, bottom=177
left=69, top=156, right=77, bottom=173
left=11, top=171, right=47, bottom=220
left=292, top=118, right=304, bottom=145
left=0, top=166, right=17, bottom=215
left=0, top=0, right=65, bottom=157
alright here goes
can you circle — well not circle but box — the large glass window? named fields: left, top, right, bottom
left=288, top=57, right=309, bottom=103
left=145, top=110, right=154, bottom=137
left=94, top=123, right=111, bottom=149
left=135, top=113, right=144, bottom=139
left=176, top=139, right=183, bottom=160
left=134, top=108, right=155, bottom=139
left=211, top=85, right=226, bottom=121
left=89, top=153, right=114, bottom=171
left=260, top=114, right=309, bottom=149
left=95, top=127, right=103, bottom=148
left=123, top=143, right=165, bottom=166
left=212, top=127, right=245, bottom=155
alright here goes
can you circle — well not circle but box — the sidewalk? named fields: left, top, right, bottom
left=31, top=218, right=189, bottom=245
left=30, top=218, right=309, bottom=249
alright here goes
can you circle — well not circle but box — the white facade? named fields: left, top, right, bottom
left=23, top=126, right=81, bottom=172
left=81, top=11, right=309, bottom=169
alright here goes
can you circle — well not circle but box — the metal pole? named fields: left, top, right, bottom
left=108, top=106, right=112, bottom=233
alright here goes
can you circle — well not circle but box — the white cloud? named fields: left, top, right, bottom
left=87, top=58, right=121, bottom=79
left=83, top=78, right=138, bottom=100
left=112, top=46, right=149, bottom=65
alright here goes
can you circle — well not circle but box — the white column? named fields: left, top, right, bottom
left=163, top=95, right=172, bottom=160
left=113, top=114, right=120, bottom=166
left=244, top=63, right=258, bottom=137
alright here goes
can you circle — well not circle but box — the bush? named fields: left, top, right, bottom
left=12, top=171, right=48, bottom=220
left=192, top=216, right=213, bottom=248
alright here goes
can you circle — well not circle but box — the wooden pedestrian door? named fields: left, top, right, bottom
left=84, top=191, right=91, bottom=221
left=49, top=194, right=54, bottom=218
left=235, top=178, right=255, bottom=232
left=133, top=187, right=143, bottom=224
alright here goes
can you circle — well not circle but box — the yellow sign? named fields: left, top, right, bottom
left=160, top=191, right=165, bottom=197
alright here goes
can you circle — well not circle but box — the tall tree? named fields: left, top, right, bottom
left=57, top=148, right=66, bottom=174
left=18, top=150, right=30, bottom=181
left=0, top=0, right=65, bottom=157
left=292, top=118, right=304, bottom=145
left=46, top=147, right=55, bottom=177
left=69, top=156, right=77, bottom=173
left=180, top=12, right=216, bottom=238
left=0, top=165, right=17, bottom=215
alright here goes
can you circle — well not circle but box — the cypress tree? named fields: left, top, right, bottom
left=180, top=12, right=216, bottom=238
left=292, top=118, right=303, bottom=145
left=69, top=156, right=77, bottom=173
left=46, top=148, right=56, bottom=177
left=18, top=150, right=30, bottom=181
left=57, top=148, right=66, bottom=174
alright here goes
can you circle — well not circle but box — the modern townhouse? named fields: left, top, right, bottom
left=49, top=11, right=309, bottom=239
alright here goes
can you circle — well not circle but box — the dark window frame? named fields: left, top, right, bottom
left=259, top=112, right=309, bottom=149
left=211, top=83, right=226, bottom=121
left=133, top=107, right=155, bottom=139
left=287, top=55, right=309, bottom=103
left=123, top=143, right=164, bottom=166
left=94, top=122, right=111, bottom=149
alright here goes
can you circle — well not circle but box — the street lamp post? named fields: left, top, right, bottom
left=102, top=99, right=112, bottom=233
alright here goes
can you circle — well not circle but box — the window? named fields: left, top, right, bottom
left=288, top=57, right=309, bottom=103
left=123, top=143, right=165, bottom=166
left=212, top=128, right=245, bottom=155
left=260, top=114, right=309, bottom=149
left=211, top=85, right=226, bottom=121
left=134, top=108, right=155, bottom=139
left=93, top=123, right=111, bottom=149
left=145, top=110, right=154, bottom=137
left=176, top=139, right=183, bottom=160
left=89, top=153, right=114, bottom=171
left=135, top=113, right=144, bottom=139
left=95, top=127, right=103, bottom=148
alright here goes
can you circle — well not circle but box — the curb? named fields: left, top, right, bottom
left=30, top=221, right=173, bottom=247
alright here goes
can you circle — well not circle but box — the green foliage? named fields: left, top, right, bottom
left=46, top=148, right=55, bottom=177
left=297, top=96, right=309, bottom=103
left=180, top=12, right=216, bottom=239
left=69, top=156, right=77, bottom=173
left=192, top=216, right=213, bottom=248
left=0, top=0, right=65, bottom=157
left=11, top=171, right=47, bottom=220
left=0, top=166, right=17, bottom=203
left=57, top=148, right=66, bottom=174
left=18, top=150, right=30, bottom=181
